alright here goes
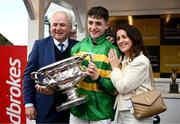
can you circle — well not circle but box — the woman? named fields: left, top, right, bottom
left=108, top=24, right=153, bottom=124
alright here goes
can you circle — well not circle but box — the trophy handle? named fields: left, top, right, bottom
left=75, top=53, right=93, bottom=65
left=31, top=72, right=46, bottom=81
left=31, top=72, right=39, bottom=80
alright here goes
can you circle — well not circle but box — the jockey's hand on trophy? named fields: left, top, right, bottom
left=86, top=61, right=99, bottom=81
left=35, top=84, right=54, bottom=95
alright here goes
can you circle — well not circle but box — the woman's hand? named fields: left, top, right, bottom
left=108, top=49, right=122, bottom=69
left=106, top=36, right=114, bottom=43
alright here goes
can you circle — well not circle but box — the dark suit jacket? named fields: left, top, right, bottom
left=23, top=36, right=78, bottom=122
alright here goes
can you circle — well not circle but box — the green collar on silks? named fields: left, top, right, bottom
left=87, top=34, right=106, bottom=45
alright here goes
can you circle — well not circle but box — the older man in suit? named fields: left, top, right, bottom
left=23, top=11, right=78, bottom=123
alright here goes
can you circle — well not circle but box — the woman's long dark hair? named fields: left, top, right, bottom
left=114, top=24, right=149, bottom=60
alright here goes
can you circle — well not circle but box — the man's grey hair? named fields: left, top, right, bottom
left=50, top=11, right=73, bottom=27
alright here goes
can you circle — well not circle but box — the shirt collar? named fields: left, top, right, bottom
left=53, top=38, right=69, bottom=49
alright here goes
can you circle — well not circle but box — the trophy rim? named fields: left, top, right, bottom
left=38, top=56, right=79, bottom=72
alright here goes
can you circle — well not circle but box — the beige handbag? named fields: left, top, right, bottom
left=131, top=66, right=167, bottom=119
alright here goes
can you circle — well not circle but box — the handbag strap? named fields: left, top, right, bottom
left=149, top=65, right=155, bottom=89
left=139, top=64, right=155, bottom=91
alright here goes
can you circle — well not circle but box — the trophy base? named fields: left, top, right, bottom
left=169, top=84, right=179, bottom=93
left=56, top=96, right=86, bottom=112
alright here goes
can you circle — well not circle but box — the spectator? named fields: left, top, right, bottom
left=23, top=11, right=78, bottom=123
left=108, top=24, right=153, bottom=124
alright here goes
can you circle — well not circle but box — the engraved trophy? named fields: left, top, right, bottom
left=169, top=68, right=179, bottom=93
left=31, top=53, right=92, bottom=111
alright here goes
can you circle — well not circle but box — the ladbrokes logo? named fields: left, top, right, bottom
left=6, top=57, right=22, bottom=123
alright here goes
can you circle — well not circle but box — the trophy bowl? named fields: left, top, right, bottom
left=31, top=53, right=92, bottom=111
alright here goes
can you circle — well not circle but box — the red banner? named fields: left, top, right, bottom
left=0, top=46, right=27, bottom=123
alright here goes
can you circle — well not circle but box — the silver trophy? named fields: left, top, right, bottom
left=31, top=53, right=92, bottom=111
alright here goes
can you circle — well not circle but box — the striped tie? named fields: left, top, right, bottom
left=58, top=43, right=64, bottom=52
